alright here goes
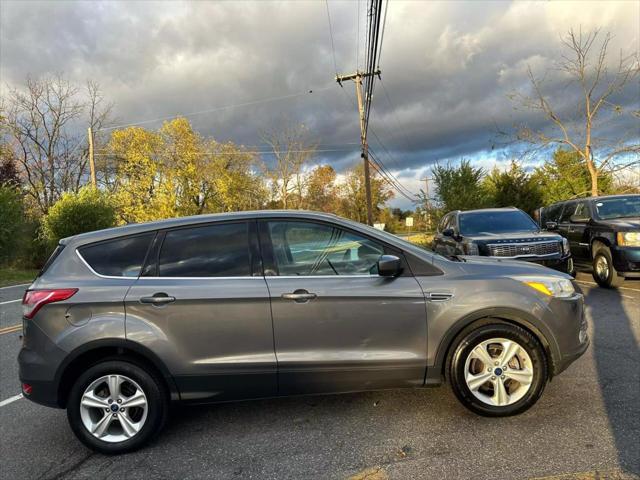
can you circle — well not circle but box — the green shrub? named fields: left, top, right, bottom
left=42, top=187, right=117, bottom=247
left=0, top=185, right=26, bottom=266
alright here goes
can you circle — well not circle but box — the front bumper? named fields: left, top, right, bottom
left=546, top=293, right=590, bottom=376
left=610, top=246, right=640, bottom=276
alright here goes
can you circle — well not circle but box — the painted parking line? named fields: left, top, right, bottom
left=0, top=283, right=30, bottom=290
left=575, top=280, right=640, bottom=292
left=0, top=299, right=21, bottom=305
left=0, top=324, right=22, bottom=335
left=0, top=394, right=23, bottom=408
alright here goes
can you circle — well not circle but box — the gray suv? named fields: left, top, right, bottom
left=19, top=211, right=589, bottom=453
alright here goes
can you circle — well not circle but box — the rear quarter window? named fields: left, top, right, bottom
left=78, top=233, right=155, bottom=277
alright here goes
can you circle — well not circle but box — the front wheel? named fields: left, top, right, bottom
left=67, top=360, right=168, bottom=454
left=448, top=322, right=548, bottom=416
left=592, top=248, right=624, bottom=288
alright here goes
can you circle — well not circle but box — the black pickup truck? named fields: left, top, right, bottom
left=539, top=194, right=640, bottom=288
left=432, top=207, right=573, bottom=273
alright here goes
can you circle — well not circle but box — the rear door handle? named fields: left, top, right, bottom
left=140, top=293, right=176, bottom=305
left=281, top=290, right=317, bottom=303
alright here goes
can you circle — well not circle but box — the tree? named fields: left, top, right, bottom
left=2, top=75, right=112, bottom=214
left=337, top=164, right=393, bottom=223
left=0, top=145, right=20, bottom=188
left=261, top=123, right=316, bottom=209
left=0, top=185, right=25, bottom=265
left=483, top=162, right=543, bottom=215
left=532, top=148, right=614, bottom=205
left=305, top=164, right=338, bottom=212
left=511, top=28, right=639, bottom=197
left=432, top=159, right=488, bottom=212
left=41, top=186, right=116, bottom=247
left=107, top=117, right=267, bottom=223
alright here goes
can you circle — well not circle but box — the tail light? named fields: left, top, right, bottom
left=22, top=289, right=78, bottom=319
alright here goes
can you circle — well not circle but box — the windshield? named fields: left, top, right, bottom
left=593, top=196, right=640, bottom=220
left=459, top=210, right=539, bottom=235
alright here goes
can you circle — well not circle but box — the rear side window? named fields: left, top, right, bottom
left=158, top=222, right=251, bottom=277
left=79, top=233, right=155, bottom=277
left=38, top=244, right=65, bottom=277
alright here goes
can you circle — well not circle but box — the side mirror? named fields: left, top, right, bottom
left=545, top=221, right=558, bottom=231
left=377, top=255, right=402, bottom=277
left=570, top=215, right=589, bottom=224
left=442, top=228, right=455, bottom=237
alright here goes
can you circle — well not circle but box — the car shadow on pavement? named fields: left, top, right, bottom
left=585, top=285, right=640, bottom=475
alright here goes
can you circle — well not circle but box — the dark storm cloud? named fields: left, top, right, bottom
left=1, top=0, right=638, bottom=195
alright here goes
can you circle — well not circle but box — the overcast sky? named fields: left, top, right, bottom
left=1, top=0, right=638, bottom=208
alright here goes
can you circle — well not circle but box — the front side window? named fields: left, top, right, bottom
left=158, top=223, right=251, bottom=277
left=573, top=202, right=591, bottom=220
left=267, top=221, right=384, bottom=276
left=79, top=233, right=155, bottom=277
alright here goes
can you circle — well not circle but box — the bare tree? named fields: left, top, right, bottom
left=2, top=74, right=112, bottom=213
left=260, top=123, right=316, bottom=209
left=510, top=28, right=639, bottom=196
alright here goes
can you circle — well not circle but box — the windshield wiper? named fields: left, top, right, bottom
left=448, top=254, right=467, bottom=262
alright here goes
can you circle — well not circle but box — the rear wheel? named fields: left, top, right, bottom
left=67, top=360, right=168, bottom=454
left=592, top=247, right=623, bottom=288
left=448, top=322, right=547, bottom=416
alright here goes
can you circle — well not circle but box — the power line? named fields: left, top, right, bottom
left=98, top=85, right=334, bottom=132
left=94, top=147, right=357, bottom=157
left=378, top=79, right=413, bottom=151
left=369, top=148, right=417, bottom=199
left=324, top=0, right=339, bottom=75
left=377, top=0, right=389, bottom=69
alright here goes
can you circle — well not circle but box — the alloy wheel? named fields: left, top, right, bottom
left=595, top=255, right=609, bottom=281
left=79, top=374, right=148, bottom=443
left=463, top=338, right=534, bottom=407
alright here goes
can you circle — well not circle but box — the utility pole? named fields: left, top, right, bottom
left=421, top=177, right=432, bottom=231
left=87, top=127, right=96, bottom=188
left=336, top=69, right=381, bottom=226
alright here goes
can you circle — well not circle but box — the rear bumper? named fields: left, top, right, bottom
left=611, top=246, right=640, bottom=276
left=18, top=320, right=67, bottom=409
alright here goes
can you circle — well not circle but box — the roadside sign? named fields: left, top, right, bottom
left=373, top=223, right=386, bottom=230
left=405, top=217, right=414, bottom=227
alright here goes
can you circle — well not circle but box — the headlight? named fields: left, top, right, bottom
left=464, top=242, right=479, bottom=255
left=511, top=275, right=575, bottom=298
left=617, top=232, right=640, bottom=247
left=561, top=237, right=570, bottom=255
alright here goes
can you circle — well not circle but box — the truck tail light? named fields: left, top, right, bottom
left=22, top=289, right=78, bottom=319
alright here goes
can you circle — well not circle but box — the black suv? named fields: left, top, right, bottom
left=539, top=194, right=640, bottom=288
left=432, top=207, right=573, bottom=273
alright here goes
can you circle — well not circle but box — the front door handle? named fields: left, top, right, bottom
left=281, top=289, right=317, bottom=303
left=140, top=293, right=176, bottom=305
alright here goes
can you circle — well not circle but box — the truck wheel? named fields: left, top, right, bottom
left=592, top=247, right=623, bottom=288
left=447, top=322, right=548, bottom=417
left=67, top=360, right=168, bottom=454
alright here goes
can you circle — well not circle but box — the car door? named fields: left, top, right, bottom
left=557, top=201, right=575, bottom=243
left=124, top=220, right=277, bottom=402
left=567, top=201, right=591, bottom=259
left=259, top=219, right=427, bottom=395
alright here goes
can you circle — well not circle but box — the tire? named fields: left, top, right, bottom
left=447, top=322, right=548, bottom=417
left=592, top=247, right=624, bottom=288
left=67, top=359, right=168, bottom=454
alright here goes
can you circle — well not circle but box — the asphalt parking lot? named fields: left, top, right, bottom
left=1, top=273, right=638, bottom=480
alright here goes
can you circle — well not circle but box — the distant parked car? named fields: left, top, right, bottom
left=539, top=194, right=640, bottom=288
left=432, top=207, right=573, bottom=274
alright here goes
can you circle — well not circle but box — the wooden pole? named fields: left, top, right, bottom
left=87, top=127, right=96, bottom=187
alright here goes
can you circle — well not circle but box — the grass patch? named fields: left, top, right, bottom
left=0, top=268, right=38, bottom=287
left=405, top=233, right=434, bottom=249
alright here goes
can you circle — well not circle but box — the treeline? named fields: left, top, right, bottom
left=426, top=149, right=638, bottom=223
left=0, top=76, right=396, bottom=267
